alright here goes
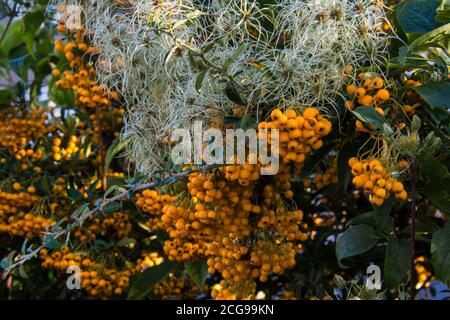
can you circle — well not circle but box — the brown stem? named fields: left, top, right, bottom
left=409, top=160, right=417, bottom=300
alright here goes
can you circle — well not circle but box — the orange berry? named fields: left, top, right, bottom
left=355, top=87, right=366, bottom=98
left=375, top=89, right=390, bottom=102
left=346, top=84, right=357, bottom=95
left=52, top=69, right=61, bottom=77
left=303, top=107, right=319, bottom=119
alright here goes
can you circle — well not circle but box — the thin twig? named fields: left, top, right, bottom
left=3, top=165, right=216, bottom=273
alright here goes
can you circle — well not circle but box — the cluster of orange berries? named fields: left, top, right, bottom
left=40, top=246, right=145, bottom=299
left=0, top=212, right=55, bottom=239
left=136, top=190, right=176, bottom=215
left=400, top=77, right=422, bottom=116
left=52, top=136, right=81, bottom=161
left=0, top=189, right=39, bottom=214
left=345, top=73, right=390, bottom=132
left=0, top=108, right=48, bottom=160
left=259, top=107, right=332, bottom=164
left=53, top=22, right=117, bottom=109
left=211, top=279, right=257, bottom=300
left=206, top=239, right=252, bottom=282
left=224, top=158, right=260, bottom=186
left=415, top=256, right=432, bottom=290
left=136, top=190, right=176, bottom=229
left=154, top=273, right=206, bottom=300
left=135, top=107, right=332, bottom=299
left=272, top=165, right=297, bottom=199
left=249, top=240, right=296, bottom=282
left=163, top=238, right=209, bottom=261
left=349, top=157, right=408, bottom=205
left=304, top=161, right=338, bottom=189
left=0, top=187, right=52, bottom=239
left=257, top=209, right=307, bottom=241
left=73, top=212, right=132, bottom=242
left=88, top=108, right=124, bottom=140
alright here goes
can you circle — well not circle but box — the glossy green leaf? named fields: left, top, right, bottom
left=44, top=239, right=61, bottom=250
left=395, top=0, right=444, bottom=42
left=194, top=69, right=208, bottom=93
left=413, top=81, right=450, bottom=110
left=336, top=142, right=358, bottom=191
left=105, top=138, right=127, bottom=172
left=384, top=238, right=411, bottom=289
left=417, top=151, right=450, bottom=213
left=351, top=106, right=386, bottom=130
left=128, top=261, right=178, bottom=299
left=185, top=260, right=208, bottom=287
left=225, top=82, right=247, bottom=105
left=431, top=222, right=450, bottom=281
left=374, top=197, right=394, bottom=236
left=336, top=224, right=379, bottom=268
left=0, top=19, right=24, bottom=56
left=102, top=202, right=121, bottom=213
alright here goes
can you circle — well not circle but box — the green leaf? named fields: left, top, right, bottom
left=417, top=151, right=450, bottom=213
left=71, top=203, right=90, bottom=219
left=336, top=224, right=379, bottom=268
left=104, top=185, right=127, bottom=199
left=128, top=261, right=178, bottom=299
left=225, top=82, right=247, bottom=105
left=336, top=142, right=358, bottom=191
left=0, top=19, right=24, bottom=56
left=194, top=69, right=208, bottom=93
left=351, top=106, right=385, bottom=130
left=0, top=88, right=14, bottom=107
left=413, top=81, right=450, bottom=110
left=434, top=55, right=449, bottom=77
left=18, top=264, right=28, bottom=278
left=0, top=251, right=17, bottom=270
left=39, top=176, right=51, bottom=193
left=395, top=0, right=444, bottom=42
left=68, top=188, right=84, bottom=201
left=431, top=222, right=450, bottom=281
left=436, top=0, right=450, bottom=23
left=105, top=138, right=127, bottom=172
left=44, top=239, right=61, bottom=250
left=426, top=107, right=449, bottom=125
left=0, top=257, right=10, bottom=269
left=185, top=260, right=208, bottom=287
left=374, top=197, right=394, bottom=236
left=384, top=238, right=412, bottom=289
left=102, top=202, right=121, bottom=213
left=409, top=23, right=450, bottom=52
left=23, top=9, right=45, bottom=57
left=223, top=44, right=248, bottom=70
left=347, top=211, right=376, bottom=228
